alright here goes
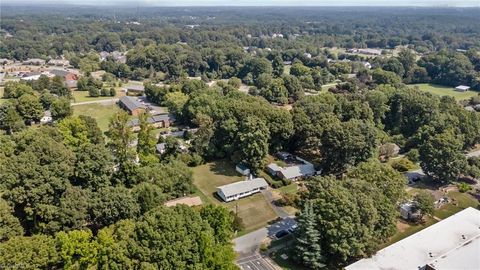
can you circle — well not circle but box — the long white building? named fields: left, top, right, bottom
left=217, top=178, right=268, bottom=202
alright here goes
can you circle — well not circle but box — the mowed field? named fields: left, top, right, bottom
left=410, top=83, right=478, bottom=100
left=72, top=103, right=122, bottom=131
left=192, top=160, right=278, bottom=233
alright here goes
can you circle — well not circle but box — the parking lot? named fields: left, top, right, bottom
left=237, top=254, right=278, bottom=270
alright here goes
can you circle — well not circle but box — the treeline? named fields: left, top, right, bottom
left=0, top=109, right=238, bottom=268
left=2, top=7, right=480, bottom=60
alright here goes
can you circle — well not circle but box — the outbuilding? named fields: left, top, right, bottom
left=236, top=164, right=251, bottom=176
left=455, top=85, right=470, bottom=92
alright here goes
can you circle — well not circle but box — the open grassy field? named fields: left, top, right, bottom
left=380, top=217, right=438, bottom=249
left=72, top=103, right=122, bottom=131
left=71, top=90, right=123, bottom=103
left=192, top=160, right=278, bottom=233
left=410, top=83, right=478, bottom=100
left=433, top=191, right=479, bottom=219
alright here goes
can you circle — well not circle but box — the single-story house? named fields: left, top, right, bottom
left=125, top=85, right=145, bottom=95
left=49, top=69, right=78, bottom=81
left=358, top=48, right=382, bottom=55
left=23, top=58, right=46, bottom=66
left=48, top=59, right=70, bottom=67
left=399, top=202, right=421, bottom=221
left=236, top=164, right=251, bottom=176
left=118, top=96, right=146, bottom=116
left=128, top=113, right=175, bottom=131
left=217, top=178, right=268, bottom=202
left=278, top=163, right=316, bottom=180
left=267, top=160, right=316, bottom=181
left=455, top=85, right=470, bottom=92
left=20, top=72, right=43, bottom=81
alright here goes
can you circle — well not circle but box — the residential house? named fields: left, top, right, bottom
left=362, top=61, right=372, bottom=69
left=267, top=157, right=316, bottom=181
left=358, top=48, right=382, bottom=55
left=118, top=96, right=146, bottom=116
left=23, top=58, right=46, bottom=66
left=48, top=59, right=70, bottom=67
left=455, top=85, right=470, bottom=92
left=20, top=72, right=43, bottom=81
left=236, top=164, right=251, bottom=176
left=345, top=207, right=480, bottom=270
left=49, top=69, right=78, bottom=81
left=217, top=178, right=268, bottom=202
left=128, top=113, right=175, bottom=131
left=125, top=85, right=145, bottom=95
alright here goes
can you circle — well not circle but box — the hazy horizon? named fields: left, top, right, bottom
left=2, top=0, right=479, bottom=7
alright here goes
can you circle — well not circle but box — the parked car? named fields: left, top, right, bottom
left=274, top=230, right=290, bottom=239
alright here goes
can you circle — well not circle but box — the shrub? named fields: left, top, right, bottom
left=458, top=182, right=472, bottom=193
left=406, top=149, right=420, bottom=163
left=391, top=158, right=416, bottom=172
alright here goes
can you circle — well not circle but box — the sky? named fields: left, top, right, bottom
left=3, top=0, right=480, bottom=6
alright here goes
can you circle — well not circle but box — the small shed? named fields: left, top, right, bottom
left=236, top=164, right=251, bottom=176
left=455, top=85, right=470, bottom=92
left=400, top=202, right=421, bottom=221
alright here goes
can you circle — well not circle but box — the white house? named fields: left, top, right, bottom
left=346, top=207, right=480, bottom=270
left=217, top=178, right=268, bottom=202
left=455, top=85, right=470, bottom=92
left=267, top=156, right=316, bottom=181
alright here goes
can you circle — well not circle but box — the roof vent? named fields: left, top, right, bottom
left=429, top=252, right=433, bottom=258
left=462, top=235, right=466, bottom=240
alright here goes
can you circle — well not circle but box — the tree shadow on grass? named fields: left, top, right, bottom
left=210, top=159, right=240, bottom=177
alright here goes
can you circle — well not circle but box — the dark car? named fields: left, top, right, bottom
left=274, top=230, right=290, bottom=239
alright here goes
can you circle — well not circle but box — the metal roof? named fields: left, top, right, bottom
left=119, top=96, right=146, bottom=112
left=217, top=178, right=268, bottom=198
left=346, top=207, right=480, bottom=270
left=279, top=164, right=315, bottom=179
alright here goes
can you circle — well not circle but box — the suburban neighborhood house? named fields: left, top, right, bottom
left=125, top=85, right=145, bottom=95
left=267, top=152, right=316, bottom=180
left=455, top=85, right=471, bottom=92
left=345, top=207, right=480, bottom=270
left=118, top=96, right=146, bottom=116
left=217, top=178, right=268, bottom=202
left=128, top=114, right=175, bottom=131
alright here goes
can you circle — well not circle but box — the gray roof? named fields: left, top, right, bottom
left=267, top=163, right=282, bottom=172
left=280, top=164, right=315, bottom=179
left=119, top=96, right=146, bottom=112
left=127, top=113, right=175, bottom=127
left=50, top=69, right=70, bottom=77
left=217, top=178, right=268, bottom=198
left=127, top=85, right=145, bottom=91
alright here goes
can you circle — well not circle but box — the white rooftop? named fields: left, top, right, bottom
left=217, top=178, right=268, bottom=198
left=455, top=85, right=470, bottom=90
left=280, top=164, right=315, bottom=179
left=345, top=207, right=480, bottom=270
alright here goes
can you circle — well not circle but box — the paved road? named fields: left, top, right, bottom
left=71, top=98, right=119, bottom=106
left=234, top=217, right=297, bottom=256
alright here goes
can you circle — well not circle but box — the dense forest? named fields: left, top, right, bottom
left=1, top=5, right=480, bottom=269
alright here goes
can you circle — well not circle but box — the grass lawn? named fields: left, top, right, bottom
left=192, top=160, right=278, bottom=233
left=410, top=83, right=478, bottom=101
left=434, top=191, right=479, bottom=219
left=72, top=103, right=122, bottom=131
left=283, top=65, right=291, bottom=75
left=380, top=217, right=438, bottom=249
left=277, top=183, right=298, bottom=194
left=72, top=87, right=125, bottom=103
